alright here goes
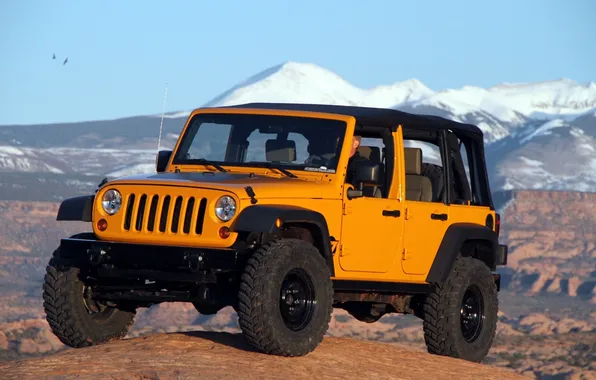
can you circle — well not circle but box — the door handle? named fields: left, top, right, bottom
left=382, top=210, right=401, bottom=217
left=431, top=213, right=448, bottom=221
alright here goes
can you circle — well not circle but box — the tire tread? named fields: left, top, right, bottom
left=42, top=254, right=135, bottom=348
left=422, top=255, right=498, bottom=362
left=237, top=238, right=333, bottom=356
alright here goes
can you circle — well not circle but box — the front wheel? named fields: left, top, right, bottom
left=422, top=255, right=498, bottom=363
left=42, top=256, right=136, bottom=348
left=237, top=238, right=333, bottom=356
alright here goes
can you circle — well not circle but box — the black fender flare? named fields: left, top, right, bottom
left=231, top=204, right=334, bottom=276
left=56, top=195, right=94, bottom=222
left=425, top=222, right=498, bottom=283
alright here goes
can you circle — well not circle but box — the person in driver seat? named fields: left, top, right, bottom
left=306, top=134, right=367, bottom=187
left=304, top=138, right=337, bottom=167
left=344, top=135, right=368, bottom=185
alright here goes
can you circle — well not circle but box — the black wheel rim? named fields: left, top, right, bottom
left=279, top=268, right=317, bottom=331
left=460, top=285, right=484, bottom=342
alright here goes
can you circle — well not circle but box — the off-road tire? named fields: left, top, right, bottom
left=42, top=256, right=136, bottom=348
left=421, top=163, right=444, bottom=202
left=237, top=238, right=333, bottom=356
left=422, top=255, right=498, bottom=363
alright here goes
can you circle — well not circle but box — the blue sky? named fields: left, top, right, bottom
left=1, top=0, right=594, bottom=125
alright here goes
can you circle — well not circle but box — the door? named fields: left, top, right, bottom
left=338, top=191, right=405, bottom=273
left=401, top=200, right=450, bottom=275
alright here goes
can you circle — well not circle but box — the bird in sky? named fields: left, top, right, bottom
left=52, top=53, right=56, bottom=59
left=63, top=57, right=68, bottom=66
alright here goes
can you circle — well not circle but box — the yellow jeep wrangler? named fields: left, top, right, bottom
left=44, top=103, right=508, bottom=362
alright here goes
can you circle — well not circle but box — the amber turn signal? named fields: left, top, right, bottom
left=96, top=219, right=108, bottom=231
left=218, top=226, right=230, bottom=239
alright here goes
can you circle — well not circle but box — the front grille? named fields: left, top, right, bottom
left=123, top=193, right=207, bottom=235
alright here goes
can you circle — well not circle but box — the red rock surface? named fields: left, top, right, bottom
left=1, top=191, right=595, bottom=378
left=0, top=332, right=527, bottom=380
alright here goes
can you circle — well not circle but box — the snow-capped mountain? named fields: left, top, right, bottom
left=1, top=61, right=595, bottom=196
left=487, top=120, right=596, bottom=191
left=199, top=62, right=596, bottom=145
left=204, top=62, right=435, bottom=110
left=409, top=79, right=596, bottom=123
left=488, top=79, right=596, bottom=118
left=0, top=146, right=66, bottom=174
left=201, top=62, right=596, bottom=120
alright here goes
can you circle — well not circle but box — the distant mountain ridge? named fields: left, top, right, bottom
left=1, top=61, right=595, bottom=194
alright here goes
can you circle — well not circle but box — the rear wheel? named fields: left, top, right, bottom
left=237, top=238, right=333, bottom=356
left=42, top=255, right=136, bottom=348
left=422, top=255, right=498, bottom=362
left=421, top=163, right=444, bottom=202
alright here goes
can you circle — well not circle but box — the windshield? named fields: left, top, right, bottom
left=172, top=113, right=347, bottom=173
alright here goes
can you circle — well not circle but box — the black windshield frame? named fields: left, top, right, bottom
left=172, top=113, right=348, bottom=172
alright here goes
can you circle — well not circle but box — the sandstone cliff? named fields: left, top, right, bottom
left=496, top=190, right=596, bottom=304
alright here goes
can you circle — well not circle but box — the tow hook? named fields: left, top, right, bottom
left=187, top=253, right=202, bottom=272
left=88, top=247, right=106, bottom=266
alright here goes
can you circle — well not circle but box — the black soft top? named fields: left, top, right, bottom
left=211, top=102, right=483, bottom=138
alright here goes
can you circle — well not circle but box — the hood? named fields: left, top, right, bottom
left=103, top=171, right=336, bottom=199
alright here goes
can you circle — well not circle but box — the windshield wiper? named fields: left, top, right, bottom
left=260, top=163, right=297, bottom=178
left=193, top=159, right=227, bottom=173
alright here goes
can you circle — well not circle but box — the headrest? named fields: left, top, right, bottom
left=404, top=147, right=422, bottom=175
left=266, top=139, right=296, bottom=162
left=357, top=146, right=381, bottom=162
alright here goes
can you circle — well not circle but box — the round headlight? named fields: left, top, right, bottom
left=215, top=195, right=236, bottom=222
left=102, top=189, right=122, bottom=215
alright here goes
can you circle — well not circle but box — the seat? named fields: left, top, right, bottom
left=404, top=147, right=433, bottom=202
left=356, top=146, right=383, bottom=198
left=265, top=139, right=296, bottom=162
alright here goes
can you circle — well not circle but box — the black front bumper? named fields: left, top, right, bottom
left=56, top=237, right=247, bottom=283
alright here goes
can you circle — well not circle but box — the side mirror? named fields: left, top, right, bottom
left=353, top=160, right=380, bottom=185
left=156, top=150, right=172, bottom=172
left=346, top=161, right=381, bottom=199
left=347, top=188, right=363, bottom=200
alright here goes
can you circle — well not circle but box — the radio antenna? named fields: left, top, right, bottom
left=157, top=82, right=168, bottom=152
